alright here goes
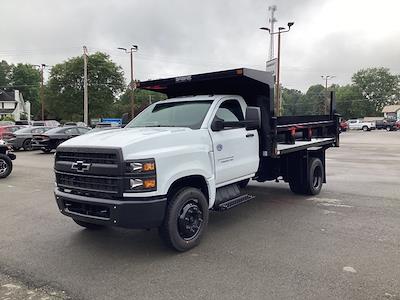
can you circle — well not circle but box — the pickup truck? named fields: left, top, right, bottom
left=347, top=119, right=376, bottom=131
left=54, top=68, right=340, bottom=251
left=375, top=119, right=398, bottom=131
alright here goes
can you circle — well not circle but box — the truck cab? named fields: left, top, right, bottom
left=54, top=68, right=339, bottom=251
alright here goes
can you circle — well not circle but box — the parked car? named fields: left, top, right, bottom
left=375, top=119, right=398, bottom=131
left=0, top=125, right=27, bottom=141
left=0, top=121, right=15, bottom=126
left=0, top=140, right=16, bottom=178
left=7, top=126, right=52, bottom=150
left=84, top=127, right=118, bottom=134
left=32, top=120, right=60, bottom=127
left=15, top=120, right=32, bottom=126
left=95, top=122, right=120, bottom=128
left=32, top=126, right=91, bottom=153
left=339, top=119, right=349, bottom=132
left=64, top=122, right=87, bottom=127
left=347, top=119, right=376, bottom=131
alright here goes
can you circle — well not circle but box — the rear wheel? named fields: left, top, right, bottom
left=386, top=126, right=391, bottom=132
left=159, top=187, right=209, bottom=252
left=289, top=157, right=324, bottom=196
left=22, top=139, right=32, bottom=151
left=73, top=219, right=105, bottom=230
left=0, top=154, right=12, bottom=179
left=362, top=126, right=369, bottom=131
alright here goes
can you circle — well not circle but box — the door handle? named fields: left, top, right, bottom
left=246, top=133, right=254, bottom=138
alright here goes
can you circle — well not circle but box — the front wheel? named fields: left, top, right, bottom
left=0, top=154, right=13, bottom=179
left=362, top=126, right=369, bottom=131
left=159, top=187, right=209, bottom=252
left=386, top=126, right=392, bottom=132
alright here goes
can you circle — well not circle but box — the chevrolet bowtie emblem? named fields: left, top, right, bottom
left=71, top=160, right=91, bottom=172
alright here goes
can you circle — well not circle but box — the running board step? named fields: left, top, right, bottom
left=215, top=194, right=255, bottom=211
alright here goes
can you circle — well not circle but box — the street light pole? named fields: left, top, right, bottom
left=260, top=22, right=294, bottom=116
left=118, top=45, right=138, bottom=118
left=321, top=75, right=335, bottom=114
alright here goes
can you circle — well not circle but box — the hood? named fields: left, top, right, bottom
left=60, top=127, right=192, bottom=148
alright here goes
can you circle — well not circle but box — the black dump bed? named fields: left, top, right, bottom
left=138, top=68, right=339, bottom=157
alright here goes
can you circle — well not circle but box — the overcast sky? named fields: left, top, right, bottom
left=1, top=0, right=400, bottom=91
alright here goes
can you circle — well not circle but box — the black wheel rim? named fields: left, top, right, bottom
left=312, top=166, right=322, bottom=189
left=0, top=159, right=8, bottom=175
left=177, top=200, right=203, bottom=241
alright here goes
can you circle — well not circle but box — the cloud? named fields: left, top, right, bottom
left=1, top=0, right=399, bottom=91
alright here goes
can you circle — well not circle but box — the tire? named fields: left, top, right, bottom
left=22, top=139, right=33, bottom=151
left=386, top=126, right=391, bottom=132
left=238, top=178, right=250, bottom=189
left=304, top=157, right=324, bottom=195
left=41, top=148, right=52, bottom=153
left=362, top=126, right=369, bottom=132
left=73, top=219, right=105, bottom=230
left=0, top=154, right=13, bottom=179
left=159, top=187, right=209, bottom=252
left=289, top=157, right=324, bottom=196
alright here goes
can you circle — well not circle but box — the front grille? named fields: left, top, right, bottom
left=57, top=172, right=119, bottom=193
left=56, top=151, right=118, bottom=165
left=55, top=148, right=124, bottom=199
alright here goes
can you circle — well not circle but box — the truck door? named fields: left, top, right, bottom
left=210, top=99, right=259, bottom=185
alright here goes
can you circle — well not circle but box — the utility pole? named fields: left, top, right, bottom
left=321, top=75, right=335, bottom=114
left=118, top=45, right=138, bottom=118
left=34, top=64, right=47, bottom=120
left=83, top=46, right=89, bottom=125
left=40, top=64, right=45, bottom=121
left=268, top=5, right=277, bottom=60
left=260, top=22, right=294, bottom=116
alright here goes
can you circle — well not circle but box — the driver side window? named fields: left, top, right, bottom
left=215, top=100, right=244, bottom=123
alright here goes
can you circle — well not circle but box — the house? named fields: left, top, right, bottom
left=382, top=105, right=400, bottom=120
left=0, top=89, right=31, bottom=121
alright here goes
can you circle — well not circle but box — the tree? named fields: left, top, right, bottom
left=303, top=84, right=326, bottom=115
left=112, top=88, right=166, bottom=118
left=352, top=68, right=400, bottom=113
left=46, top=52, right=125, bottom=121
left=0, top=60, right=12, bottom=87
left=281, top=88, right=303, bottom=116
left=11, top=64, right=41, bottom=118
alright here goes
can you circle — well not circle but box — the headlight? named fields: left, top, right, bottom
left=125, top=159, right=157, bottom=192
left=125, top=159, right=155, bottom=174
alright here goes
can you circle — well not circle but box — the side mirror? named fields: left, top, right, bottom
left=245, top=107, right=261, bottom=130
left=211, top=117, right=225, bottom=131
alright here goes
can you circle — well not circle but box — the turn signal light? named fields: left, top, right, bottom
left=143, top=162, right=155, bottom=172
left=143, top=178, right=156, bottom=189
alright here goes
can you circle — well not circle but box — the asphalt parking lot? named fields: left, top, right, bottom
left=0, top=131, right=399, bottom=300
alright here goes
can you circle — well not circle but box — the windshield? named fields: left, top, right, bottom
left=127, top=101, right=213, bottom=129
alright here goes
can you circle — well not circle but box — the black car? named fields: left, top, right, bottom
left=32, top=126, right=91, bottom=153
left=7, top=126, right=52, bottom=151
left=0, top=143, right=16, bottom=178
